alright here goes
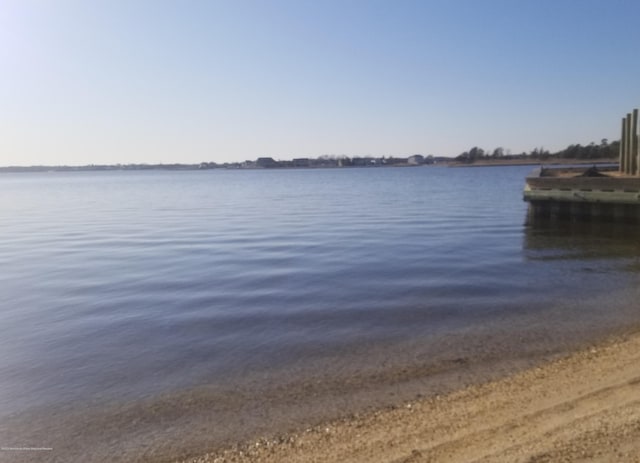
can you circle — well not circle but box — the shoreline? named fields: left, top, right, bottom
left=5, top=279, right=640, bottom=463
left=0, top=158, right=618, bottom=173
left=4, top=315, right=640, bottom=462
left=446, top=158, right=618, bottom=168
left=182, top=330, right=640, bottom=462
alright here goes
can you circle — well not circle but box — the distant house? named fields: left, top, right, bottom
left=256, top=157, right=279, bottom=168
left=407, top=154, right=425, bottom=165
left=292, top=158, right=310, bottom=168
left=352, top=157, right=376, bottom=167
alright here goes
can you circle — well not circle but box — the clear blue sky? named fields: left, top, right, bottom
left=2, top=0, right=640, bottom=166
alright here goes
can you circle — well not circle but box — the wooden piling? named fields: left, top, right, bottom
left=626, top=114, right=633, bottom=175
left=629, top=109, right=638, bottom=175
left=631, top=109, right=640, bottom=176
left=620, top=117, right=627, bottom=174
left=618, top=117, right=627, bottom=174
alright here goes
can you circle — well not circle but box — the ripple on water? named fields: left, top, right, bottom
left=2, top=167, right=640, bottom=461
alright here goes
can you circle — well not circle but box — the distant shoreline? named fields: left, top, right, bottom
left=0, top=157, right=618, bottom=173
left=447, top=157, right=618, bottom=168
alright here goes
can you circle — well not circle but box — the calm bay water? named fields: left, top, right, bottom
left=2, top=166, right=640, bottom=461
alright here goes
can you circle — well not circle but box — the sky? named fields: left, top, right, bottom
left=2, top=0, right=640, bottom=166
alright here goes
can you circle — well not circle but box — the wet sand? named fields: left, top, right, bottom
left=183, top=330, right=640, bottom=463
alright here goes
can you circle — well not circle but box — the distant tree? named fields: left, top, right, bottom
left=530, top=147, right=550, bottom=160
left=491, top=147, right=504, bottom=158
left=456, top=150, right=471, bottom=163
left=456, top=147, right=487, bottom=163
left=469, top=146, right=485, bottom=162
left=552, top=140, right=617, bottom=160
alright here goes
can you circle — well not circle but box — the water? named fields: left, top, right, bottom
left=2, top=166, right=640, bottom=461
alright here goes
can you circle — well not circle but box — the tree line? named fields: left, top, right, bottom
left=455, top=139, right=620, bottom=163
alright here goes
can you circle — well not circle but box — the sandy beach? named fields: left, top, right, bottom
left=183, top=331, right=640, bottom=463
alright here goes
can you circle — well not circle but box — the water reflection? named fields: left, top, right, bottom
left=524, top=214, right=640, bottom=268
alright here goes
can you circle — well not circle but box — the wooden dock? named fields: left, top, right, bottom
left=523, top=107, right=640, bottom=223
left=524, top=166, right=640, bottom=223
